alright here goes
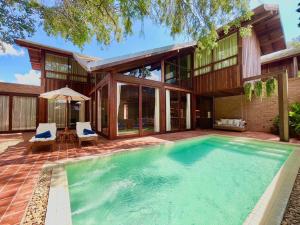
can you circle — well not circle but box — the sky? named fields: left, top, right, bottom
left=0, top=0, right=299, bottom=86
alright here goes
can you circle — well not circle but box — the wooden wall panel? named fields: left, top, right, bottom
left=45, top=79, right=91, bottom=96
left=193, top=65, right=241, bottom=95
left=261, top=58, right=294, bottom=78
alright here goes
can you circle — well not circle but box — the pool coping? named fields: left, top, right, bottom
left=43, top=134, right=300, bottom=225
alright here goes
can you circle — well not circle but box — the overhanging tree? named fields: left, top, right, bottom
left=1, top=0, right=252, bottom=50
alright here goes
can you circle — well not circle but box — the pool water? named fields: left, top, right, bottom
left=66, top=136, right=293, bottom=225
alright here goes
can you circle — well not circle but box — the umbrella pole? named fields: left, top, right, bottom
left=65, top=97, right=69, bottom=132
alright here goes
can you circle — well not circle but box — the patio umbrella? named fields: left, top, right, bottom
left=40, top=86, right=90, bottom=131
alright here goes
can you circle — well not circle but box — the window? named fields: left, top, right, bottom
left=194, top=32, right=238, bottom=76
left=165, top=57, right=177, bottom=84
left=121, top=64, right=161, bottom=81
left=45, top=53, right=68, bottom=80
left=48, top=99, right=66, bottom=128
left=0, top=95, right=9, bottom=131
left=45, top=53, right=88, bottom=82
left=180, top=54, right=192, bottom=80
left=142, top=87, right=160, bottom=133
left=12, top=96, right=37, bottom=130
left=164, top=54, right=192, bottom=88
left=194, top=49, right=212, bottom=76
left=117, top=83, right=139, bottom=136
left=166, top=90, right=191, bottom=131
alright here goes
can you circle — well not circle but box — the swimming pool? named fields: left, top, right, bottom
left=65, top=136, right=295, bottom=225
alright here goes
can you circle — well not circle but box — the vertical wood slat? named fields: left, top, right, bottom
left=278, top=70, right=289, bottom=142
left=193, top=65, right=240, bottom=95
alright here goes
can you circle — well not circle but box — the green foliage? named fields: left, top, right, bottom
left=244, top=82, right=253, bottom=101
left=265, top=78, right=277, bottom=97
left=287, top=35, right=300, bottom=48
left=289, top=103, right=300, bottom=135
left=153, top=0, right=253, bottom=51
left=0, top=0, right=39, bottom=48
left=272, top=102, right=300, bottom=136
left=0, top=0, right=253, bottom=50
left=254, top=80, right=263, bottom=100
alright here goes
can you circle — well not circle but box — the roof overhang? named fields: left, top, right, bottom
left=15, top=39, right=100, bottom=71
left=251, top=4, right=286, bottom=55
left=261, top=47, right=300, bottom=65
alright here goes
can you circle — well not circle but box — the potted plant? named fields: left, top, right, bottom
left=289, top=103, right=300, bottom=139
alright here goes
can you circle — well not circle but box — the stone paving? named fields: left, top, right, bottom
left=0, top=130, right=299, bottom=225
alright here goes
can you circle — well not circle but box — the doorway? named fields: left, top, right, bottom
left=196, top=96, right=213, bottom=129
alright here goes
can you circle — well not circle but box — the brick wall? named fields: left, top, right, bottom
left=214, top=78, right=300, bottom=132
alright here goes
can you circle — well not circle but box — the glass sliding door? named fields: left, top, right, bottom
left=101, top=85, right=109, bottom=136
left=166, top=90, right=191, bottom=131
left=69, top=101, right=80, bottom=128
left=48, top=99, right=66, bottom=128
left=12, top=96, right=37, bottom=130
left=142, top=87, right=160, bottom=134
left=117, top=83, right=139, bottom=136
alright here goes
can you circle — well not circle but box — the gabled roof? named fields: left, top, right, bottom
left=261, top=46, right=300, bottom=64
left=15, top=39, right=100, bottom=71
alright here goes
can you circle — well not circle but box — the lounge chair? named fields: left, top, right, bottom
left=28, top=123, right=57, bottom=153
left=76, top=122, right=98, bottom=147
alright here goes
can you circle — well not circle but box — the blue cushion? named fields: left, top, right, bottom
left=35, top=130, right=51, bottom=139
left=83, top=128, right=95, bottom=135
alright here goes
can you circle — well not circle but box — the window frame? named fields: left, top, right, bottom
left=194, top=32, right=238, bottom=76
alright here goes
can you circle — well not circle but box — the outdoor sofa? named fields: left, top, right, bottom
left=214, top=119, right=247, bottom=132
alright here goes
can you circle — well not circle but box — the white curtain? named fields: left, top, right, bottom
left=116, top=83, right=122, bottom=135
left=48, top=99, right=66, bottom=128
left=97, top=90, right=101, bottom=132
left=154, top=88, right=160, bottom=132
left=12, top=96, right=37, bottom=130
left=186, top=93, right=191, bottom=129
left=79, top=101, right=85, bottom=122
left=0, top=95, right=9, bottom=131
left=166, top=89, right=171, bottom=131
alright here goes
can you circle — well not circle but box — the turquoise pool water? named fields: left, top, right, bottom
left=66, top=136, right=293, bottom=225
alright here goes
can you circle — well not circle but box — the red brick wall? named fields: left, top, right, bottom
left=214, top=78, right=300, bottom=132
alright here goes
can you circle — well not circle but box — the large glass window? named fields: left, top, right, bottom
left=12, top=96, right=37, bottom=130
left=194, top=32, right=238, bottom=75
left=45, top=53, right=88, bottom=82
left=142, top=87, right=160, bottom=134
left=101, top=85, right=109, bottom=136
left=164, top=54, right=192, bottom=88
left=121, top=63, right=161, bottom=81
left=117, top=83, right=139, bottom=136
left=165, top=57, right=177, bottom=85
left=0, top=95, right=9, bottom=131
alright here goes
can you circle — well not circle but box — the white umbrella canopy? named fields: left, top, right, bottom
left=40, top=86, right=90, bottom=101
left=40, top=86, right=90, bottom=130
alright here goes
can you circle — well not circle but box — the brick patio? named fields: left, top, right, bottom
left=0, top=130, right=299, bottom=225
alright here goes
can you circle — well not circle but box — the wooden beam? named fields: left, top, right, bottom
left=278, top=71, right=289, bottom=142
left=292, top=56, right=298, bottom=78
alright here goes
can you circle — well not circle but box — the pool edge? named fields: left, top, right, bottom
left=243, top=149, right=300, bottom=225
left=45, top=166, right=72, bottom=225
